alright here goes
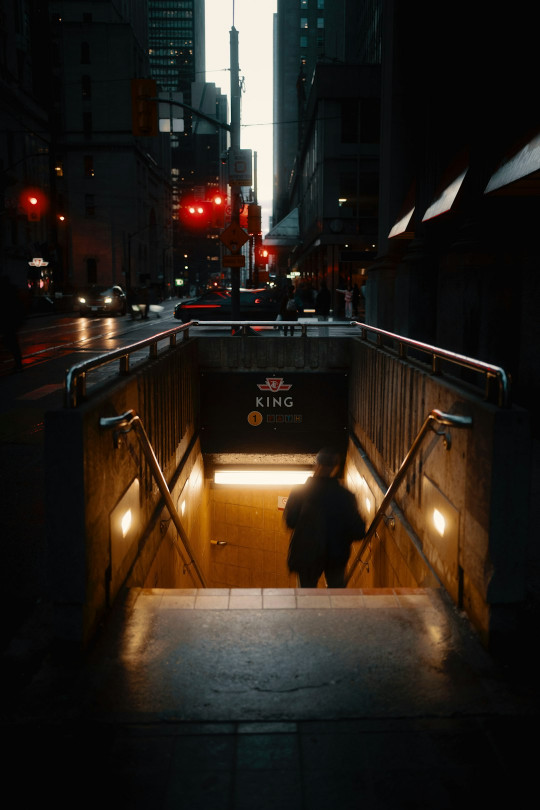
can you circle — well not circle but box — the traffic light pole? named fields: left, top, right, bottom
left=137, top=25, right=245, bottom=323
left=229, top=26, right=242, bottom=322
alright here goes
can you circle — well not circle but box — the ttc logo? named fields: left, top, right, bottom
left=257, top=377, right=292, bottom=392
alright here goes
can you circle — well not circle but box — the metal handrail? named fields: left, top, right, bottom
left=65, top=317, right=509, bottom=408
left=99, top=409, right=206, bottom=588
left=65, top=322, right=193, bottom=407
left=64, top=319, right=352, bottom=406
left=351, top=321, right=510, bottom=407
left=345, top=409, right=473, bottom=585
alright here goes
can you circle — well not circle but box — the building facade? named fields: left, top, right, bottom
left=50, top=1, right=173, bottom=294
left=1, top=1, right=175, bottom=300
left=270, top=0, right=382, bottom=311
left=147, top=0, right=229, bottom=293
left=0, top=0, right=52, bottom=302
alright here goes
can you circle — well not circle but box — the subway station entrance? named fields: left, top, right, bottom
left=45, top=322, right=528, bottom=651
left=7, top=323, right=534, bottom=807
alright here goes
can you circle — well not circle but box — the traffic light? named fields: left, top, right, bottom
left=180, top=198, right=211, bottom=228
left=256, top=245, right=269, bottom=265
left=131, top=78, right=158, bottom=136
left=20, top=188, right=47, bottom=221
left=247, top=203, right=261, bottom=235
left=211, top=193, right=226, bottom=227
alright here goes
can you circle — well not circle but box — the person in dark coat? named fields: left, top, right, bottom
left=315, top=281, right=331, bottom=320
left=283, top=448, right=365, bottom=587
left=0, top=274, right=25, bottom=372
left=280, top=285, right=299, bottom=335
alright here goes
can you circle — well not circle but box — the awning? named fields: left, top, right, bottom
left=422, top=169, right=468, bottom=221
left=388, top=181, right=416, bottom=239
left=264, top=207, right=300, bottom=247
left=484, top=132, right=540, bottom=195
left=389, top=207, right=415, bottom=239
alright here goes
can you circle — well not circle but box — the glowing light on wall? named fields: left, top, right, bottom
left=214, top=470, right=312, bottom=486
left=110, top=478, right=140, bottom=574
left=121, top=509, right=132, bottom=538
left=433, top=508, right=446, bottom=537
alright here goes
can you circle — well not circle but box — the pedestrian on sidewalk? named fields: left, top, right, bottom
left=280, top=285, right=300, bottom=336
left=336, top=284, right=354, bottom=319
left=0, top=273, right=25, bottom=372
left=283, top=448, right=365, bottom=587
left=315, top=281, right=331, bottom=321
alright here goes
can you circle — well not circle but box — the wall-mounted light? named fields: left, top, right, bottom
left=422, top=476, right=460, bottom=577
left=214, top=469, right=312, bottom=486
left=433, top=508, right=446, bottom=537
left=110, top=478, right=140, bottom=572
left=360, top=476, right=375, bottom=517
left=121, top=508, right=132, bottom=538
left=346, top=467, right=375, bottom=519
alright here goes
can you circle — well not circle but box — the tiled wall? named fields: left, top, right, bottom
left=208, top=483, right=298, bottom=588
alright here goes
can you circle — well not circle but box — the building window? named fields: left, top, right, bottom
left=86, top=258, right=97, bottom=284
left=84, top=155, right=94, bottom=177
left=317, top=17, right=324, bottom=27
left=300, top=35, right=308, bottom=48
left=81, top=41, right=90, bottom=63
left=85, top=194, right=95, bottom=217
left=83, top=111, right=92, bottom=137
left=300, top=17, right=308, bottom=28
left=317, top=0, right=324, bottom=7
left=81, top=75, right=91, bottom=98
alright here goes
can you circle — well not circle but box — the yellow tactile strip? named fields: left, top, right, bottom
left=136, top=587, right=431, bottom=610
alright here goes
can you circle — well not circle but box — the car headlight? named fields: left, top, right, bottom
left=104, top=297, right=112, bottom=304
left=78, top=297, right=86, bottom=304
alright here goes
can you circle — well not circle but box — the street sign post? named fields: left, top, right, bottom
left=222, top=255, right=245, bottom=268
left=219, top=221, right=249, bottom=253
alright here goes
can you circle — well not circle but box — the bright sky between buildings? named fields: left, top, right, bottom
left=205, top=0, right=277, bottom=234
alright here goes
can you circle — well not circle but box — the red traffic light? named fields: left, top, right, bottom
left=20, top=188, right=48, bottom=221
left=211, top=193, right=226, bottom=227
left=179, top=198, right=211, bottom=228
left=256, top=246, right=269, bottom=265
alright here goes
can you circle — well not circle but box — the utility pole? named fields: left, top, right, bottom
left=229, top=25, right=242, bottom=321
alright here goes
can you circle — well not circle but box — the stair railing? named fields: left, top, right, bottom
left=100, top=409, right=206, bottom=588
left=345, top=409, right=473, bottom=585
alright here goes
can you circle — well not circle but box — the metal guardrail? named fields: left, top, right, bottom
left=65, top=323, right=192, bottom=407
left=345, top=409, right=473, bottom=585
left=64, top=319, right=348, bottom=406
left=64, top=318, right=510, bottom=408
left=351, top=321, right=510, bottom=408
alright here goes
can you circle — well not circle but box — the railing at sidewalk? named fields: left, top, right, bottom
left=99, top=409, right=206, bottom=588
left=65, top=322, right=193, bottom=407
left=351, top=321, right=510, bottom=408
left=345, top=409, right=473, bottom=585
left=64, top=318, right=510, bottom=408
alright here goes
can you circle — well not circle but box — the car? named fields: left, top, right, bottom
left=77, top=285, right=127, bottom=316
left=174, top=287, right=280, bottom=323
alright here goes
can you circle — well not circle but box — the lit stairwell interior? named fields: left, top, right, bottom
left=140, top=441, right=439, bottom=594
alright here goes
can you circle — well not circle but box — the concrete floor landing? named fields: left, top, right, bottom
left=5, top=587, right=539, bottom=808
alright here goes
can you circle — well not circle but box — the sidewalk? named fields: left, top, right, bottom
left=4, top=586, right=539, bottom=808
